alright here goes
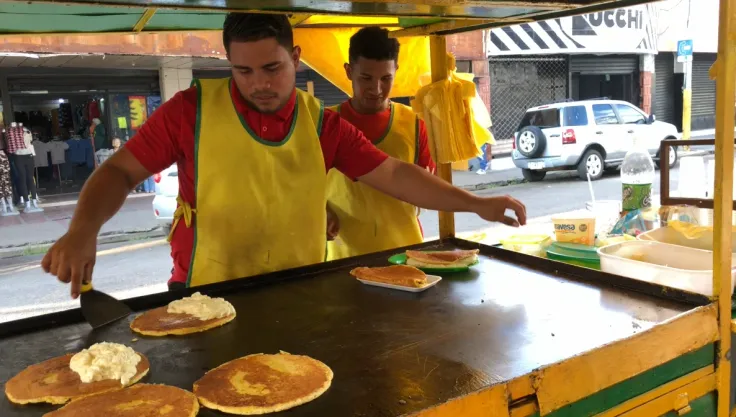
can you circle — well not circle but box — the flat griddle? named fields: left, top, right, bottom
left=0, top=238, right=705, bottom=417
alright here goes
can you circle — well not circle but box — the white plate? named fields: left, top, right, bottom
left=356, top=275, right=442, bottom=293
left=528, top=161, right=546, bottom=170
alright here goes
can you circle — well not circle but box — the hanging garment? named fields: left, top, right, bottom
left=32, top=141, right=50, bottom=167
left=6, top=126, right=26, bottom=154
left=0, top=151, right=12, bottom=199
left=326, top=102, right=423, bottom=260
left=49, top=141, right=70, bottom=165
left=183, top=78, right=327, bottom=287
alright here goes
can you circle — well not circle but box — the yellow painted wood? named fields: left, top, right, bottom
left=389, top=19, right=512, bottom=37
left=713, top=1, right=736, bottom=416
left=594, top=366, right=715, bottom=417
left=508, top=375, right=535, bottom=401
left=288, top=13, right=311, bottom=26
left=410, top=383, right=509, bottom=417
left=428, top=35, right=455, bottom=239
left=616, top=373, right=716, bottom=417
left=535, top=305, right=719, bottom=415
left=132, top=8, right=157, bottom=32
left=510, top=399, right=539, bottom=417
left=731, top=319, right=736, bottom=333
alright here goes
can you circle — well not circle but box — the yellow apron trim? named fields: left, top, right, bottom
left=167, top=195, right=196, bottom=243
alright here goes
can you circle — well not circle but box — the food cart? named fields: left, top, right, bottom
left=0, top=0, right=734, bottom=416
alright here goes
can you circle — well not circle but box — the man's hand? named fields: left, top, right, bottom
left=470, top=195, right=526, bottom=227
left=42, top=229, right=98, bottom=299
left=326, top=205, right=340, bottom=241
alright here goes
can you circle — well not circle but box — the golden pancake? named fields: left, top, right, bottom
left=194, top=352, right=333, bottom=415
left=350, top=265, right=428, bottom=288
left=4, top=353, right=149, bottom=405
left=406, top=249, right=479, bottom=266
left=43, top=383, right=198, bottom=417
left=130, top=306, right=236, bottom=336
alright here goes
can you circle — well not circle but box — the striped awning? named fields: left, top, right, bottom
left=488, top=4, right=658, bottom=56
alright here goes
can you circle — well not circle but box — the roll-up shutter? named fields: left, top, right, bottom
left=654, top=52, right=676, bottom=125
left=570, top=55, right=638, bottom=74
left=691, top=53, right=717, bottom=131
left=296, top=70, right=348, bottom=107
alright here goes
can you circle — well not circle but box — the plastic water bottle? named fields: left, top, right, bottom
left=621, top=137, right=655, bottom=211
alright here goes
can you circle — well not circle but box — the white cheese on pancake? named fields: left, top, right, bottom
left=167, top=292, right=235, bottom=321
left=69, top=342, right=141, bottom=385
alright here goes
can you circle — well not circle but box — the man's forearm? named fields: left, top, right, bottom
left=360, top=158, right=480, bottom=212
left=68, top=163, right=137, bottom=235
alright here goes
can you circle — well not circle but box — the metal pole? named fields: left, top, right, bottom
left=682, top=59, right=692, bottom=141
left=429, top=35, right=455, bottom=239
left=713, top=0, right=735, bottom=415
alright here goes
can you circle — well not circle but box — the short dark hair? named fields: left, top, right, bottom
left=222, top=13, right=294, bottom=54
left=348, top=27, right=400, bottom=64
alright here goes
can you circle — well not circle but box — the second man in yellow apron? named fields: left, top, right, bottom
left=327, top=27, right=435, bottom=260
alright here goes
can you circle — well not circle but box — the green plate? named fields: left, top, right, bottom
left=388, top=252, right=479, bottom=273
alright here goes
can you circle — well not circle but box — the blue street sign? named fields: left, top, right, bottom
left=677, top=39, right=693, bottom=62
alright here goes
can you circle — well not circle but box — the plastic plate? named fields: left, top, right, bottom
left=356, top=275, right=442, bottom=293
left=387, top=252, right=479, bottom=273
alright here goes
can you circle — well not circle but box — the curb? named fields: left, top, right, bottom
left=460, top=178, right=526, bottom=191
left=0, top=228, right=167, bottom=260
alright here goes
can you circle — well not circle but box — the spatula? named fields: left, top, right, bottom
left=79, top=282, right=132, bottom=329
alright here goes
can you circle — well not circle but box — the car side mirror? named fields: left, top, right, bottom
left=648, top=114, right=656, bottom=124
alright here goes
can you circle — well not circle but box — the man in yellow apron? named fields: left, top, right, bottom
left=42, top=13, right=527, bottom=298
left=326, top=27, right=435, bottom=260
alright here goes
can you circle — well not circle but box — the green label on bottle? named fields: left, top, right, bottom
left=622, top=183, right=652, bottom=211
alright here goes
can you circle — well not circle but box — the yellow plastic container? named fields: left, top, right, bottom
left=500, top=234, right=552, bottom=257
left=552, top=216, right=596, bottom=246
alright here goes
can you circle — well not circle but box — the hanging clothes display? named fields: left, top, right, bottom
left=0, top=151, right=12, bottom=200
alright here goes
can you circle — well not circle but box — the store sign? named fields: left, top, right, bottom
left=488, top=5, right=657, bottom=56
left=676, top=39, right=693, bottom=62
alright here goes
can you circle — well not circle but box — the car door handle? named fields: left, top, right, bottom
left=627, top=130, right=634, bottom=133
left=596, top=131, right=603, bottom=134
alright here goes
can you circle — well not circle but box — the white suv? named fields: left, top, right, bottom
left=511, top=99, right=680, bottom=181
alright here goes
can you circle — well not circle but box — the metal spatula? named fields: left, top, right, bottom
left=79, top=282, right=132, bottom=329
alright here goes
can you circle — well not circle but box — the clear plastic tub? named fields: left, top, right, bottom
left=597, top=240, right=736, bottom=297
left=500, top=234, right=552, bottom=257
left=638, top=222, right=736, bottom=252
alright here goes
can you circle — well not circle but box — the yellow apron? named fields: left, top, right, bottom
left=183, top=78, right=327, bottom=287
left=326, top=102, right=423, bottom=260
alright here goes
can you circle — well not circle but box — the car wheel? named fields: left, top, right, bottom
left=522, top=169, right=546, bottom=182
left=516, top=126, right=547, bottom=158
left=578, top=149, right=604, bottom=180
left=668, top=146, right=678, bottom=168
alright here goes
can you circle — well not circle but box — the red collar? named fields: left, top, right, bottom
left=229, top=80, right=297, bottom=121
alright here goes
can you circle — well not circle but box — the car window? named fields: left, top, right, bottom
left=563, top=105, right=588, bottom=127
left=592, top=104, right=619, bottom=125
left=615, top=104, right=647, bottom=124
left=518, top=108, right=560, bottom=130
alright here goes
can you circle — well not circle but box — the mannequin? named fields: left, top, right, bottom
left=91, top=117, right=107, bottom=152
left=0, top=146, right=18, bottom=216
left=8, top=123, right=42, bottom=213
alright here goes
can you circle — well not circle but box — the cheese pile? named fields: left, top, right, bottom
left=167, top=292, right=235, bottom=321
left=69, top=342, right=141, bottom=385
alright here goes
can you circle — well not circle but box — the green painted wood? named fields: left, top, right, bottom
left=661, top=392, right=716, bottom=416
left=398, top=17, right=443, bottom=28
left=547, top=344, right=715, bottom=417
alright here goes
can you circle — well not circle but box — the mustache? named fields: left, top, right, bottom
left=251, top=91, right=277, bottom=99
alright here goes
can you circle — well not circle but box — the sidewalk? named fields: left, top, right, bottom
left=453, top=157, right=523, bottom=190
left=0, top=194, right=163, bottom=256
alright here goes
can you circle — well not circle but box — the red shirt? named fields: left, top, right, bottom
left=125, top=82, right=388, bottom=284
left=337, top=101, right=435, bottom=172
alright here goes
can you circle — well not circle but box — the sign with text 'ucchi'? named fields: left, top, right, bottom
left=487, top=5, right=657, bottom=56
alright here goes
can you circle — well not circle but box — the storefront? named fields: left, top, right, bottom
left=1, top=67, right=160, bottom=197
left=653, top=52, right=679, bottom=128
left=486, top=3, right=658, bottom=141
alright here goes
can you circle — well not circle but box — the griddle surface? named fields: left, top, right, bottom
left=1, top=243, right=693, bottom=416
